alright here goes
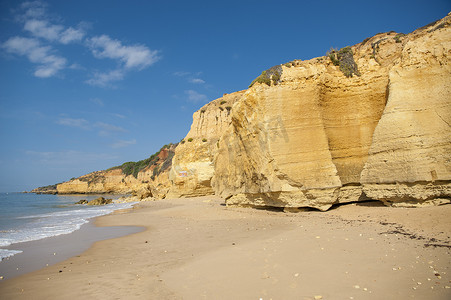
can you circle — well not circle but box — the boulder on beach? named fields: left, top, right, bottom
left=87, top=197, right=113, bottom=206
left=75, top=199, right=88, bottom=205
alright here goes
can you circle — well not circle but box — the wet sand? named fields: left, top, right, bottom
left=0, top=196, right=450, bottom=299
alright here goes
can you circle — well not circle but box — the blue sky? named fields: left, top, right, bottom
left=0, top=0, right=449, bottom=192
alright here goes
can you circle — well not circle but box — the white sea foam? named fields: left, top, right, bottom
left=0, top=249, right=23, bottom=260
left=0, top=201, right=136, bottom=260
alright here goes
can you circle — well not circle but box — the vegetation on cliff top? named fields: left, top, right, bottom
left=327, top=46, right=360, bottom=78
left=107, top=143, right=176, bottom=178
left=249, top=65, right=283, bottom=88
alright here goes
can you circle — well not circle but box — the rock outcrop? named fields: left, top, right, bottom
left=166, top=91, right=245, bottom=198
left=86, top=197, right=113, bottom=205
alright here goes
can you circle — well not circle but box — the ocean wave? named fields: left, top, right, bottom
left=0, top=202, right=136, bottom=258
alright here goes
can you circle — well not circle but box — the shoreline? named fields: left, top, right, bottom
left=0, top=197, right=450, bottom=299
left=0, top=215, right=143, bottom=280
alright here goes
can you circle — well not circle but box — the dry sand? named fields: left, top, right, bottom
left=0, top=196, right=450, bottom=300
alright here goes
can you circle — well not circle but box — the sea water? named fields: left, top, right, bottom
left=0, top=193, right=135, bottom=260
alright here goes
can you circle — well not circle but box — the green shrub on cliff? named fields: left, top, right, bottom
left=327, top=46, right=360, bottom=78
left=107, top=144, right=176, bottom=178
left=249, top=65, right=283, bottom=88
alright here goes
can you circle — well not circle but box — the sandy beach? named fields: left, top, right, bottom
left=0, top=196, right=450, bottom=300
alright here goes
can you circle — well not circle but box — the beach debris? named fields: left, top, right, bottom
left=315, top=236, right=320, bottom=239
left=294, top=273, right=299, bottom=277
left=354, top=285, right=360, bottom=289
left=53, top=252, right=56, bottom=255
left=0, top=276, right=3, bottom=280
left=445, top=286, right=450, bottom=289
left=314, top=296, right=323, bottom=300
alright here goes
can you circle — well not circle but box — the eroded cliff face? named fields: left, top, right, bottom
left=166, top=91, right=245, bottom=198
left=212, top=14, right=451, bottom=210
left=360, top=19, right=451, bottom=207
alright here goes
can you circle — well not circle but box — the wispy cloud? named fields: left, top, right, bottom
left=56, top=117, right=90, bottom=129
left=173, top=71, right=190, bottom=77
left=88, top=35, right=160, bottom=70
left=185, top=90, right=208, bottom=103
left=56, top=116, right=128, bottom=137
left=111, top=139, right=136, bottom=148
left=2, top=36, right=66, bottom=77
left=90, top=97, right=104, bottom=106
left=110, top=113, right=126, bottom=119
left=85, top=69, right=124, bottom=87
left=189, top=78, right=205, bottom=84
left=174, top=71, right=206, bottom=85
left=20, top=2, right=85, bottom=44
left=18, top=1, right=48, bottom=21
left=95, top=122, right=127, bottom=136
left=3, top=1, right=159, bottom=84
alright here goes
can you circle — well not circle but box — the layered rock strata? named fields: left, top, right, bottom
left=360, top=20, right=451, bottom=207
left=212, top=14, right=451, bottom=210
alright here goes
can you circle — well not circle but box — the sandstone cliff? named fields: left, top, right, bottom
left=37, top=14, right=451, bottom=211
left=211, top=14, right=451, bottom=210
left=166, top=91, right=245, bottom=198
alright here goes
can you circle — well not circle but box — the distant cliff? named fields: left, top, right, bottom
left=35, top=13, right=451, bottom=210
left=56, top=144, right=177, bottom=199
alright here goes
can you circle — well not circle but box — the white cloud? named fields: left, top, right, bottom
left=85, top=69, right=124, bottom=87
left=185, top=90, right=208, bottom=103
left=56, top=117, right=90, bottom=129
left=189, top=78, right=205, bottom=84
left=111, top=139, right=136, bottom=148
left=5, top=2, right=156, bottom=85
left=19, top=2, right=85, bottom=44
left=24, top=19, right=63, bottom=41
left=88, top=35, right=160, bottom=69
left=69, top=63, right=84, bottom=70
left=174, top=71, right=205, bottom=84
left=173, top=71, right=190, bottom=77
left=2, top=36, right=66, bottom=78
left=59, top=27, right=85, bottom=44
left=19, top=1, right=47, bottom=20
